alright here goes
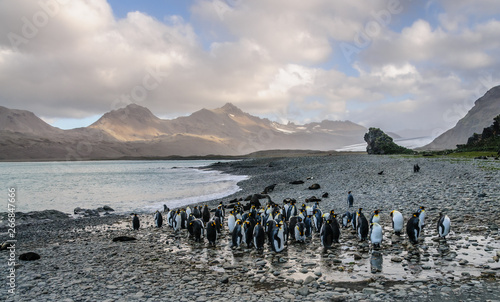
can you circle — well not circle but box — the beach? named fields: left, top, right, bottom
left=1, top=154, right=499, bottom=301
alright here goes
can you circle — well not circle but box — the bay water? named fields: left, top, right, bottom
left=0, top=160, right=247, bottom=214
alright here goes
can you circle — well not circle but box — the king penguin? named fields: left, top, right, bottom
left=342, top=211, right=351, bottom=228
left=417, top=206, right=426, bottom=229
left=191, top=219, right=204, bottom=243
left=329, top=214, right=341, bottom=243
left=154, top=211, right=163, bottom=228
left=295, top=218, right=306, bottom=243
left=202, top=205, right=211, bottom=224
left=437, top=213, right=451, bottom=238
left=228, top=210, right=236, bottom=233
left=406, top=212, right=421, bottom=244
left=320, top=219, right=334, bottom=248
left=313, top=209, right=323, bottom=233
left=271, top=221, right=285, bottom=252
left=132, top=213, right=140, bottom=230
left=390, top=210, right=404, bottom=236
left=253, top=222, right=265, bottom=250
left=206, top=220, right=218, bottom=246
left=370, top=222, right=383, bottom=249
left=231, top=220, right=243, bottom=248
left=173, top=210, right=182, bottom=231
left=357, top=211, right=369, bottom=241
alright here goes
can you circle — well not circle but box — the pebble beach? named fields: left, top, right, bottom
left=1, top=154, right=500, bottom=301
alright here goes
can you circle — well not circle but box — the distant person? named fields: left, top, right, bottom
left=347, top=191, right=354, bottom=208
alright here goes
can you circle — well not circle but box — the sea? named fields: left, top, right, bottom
left=0, top=160, right=247, bottom=215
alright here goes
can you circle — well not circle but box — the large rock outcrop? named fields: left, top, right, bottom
left=364, top=128, right=413, bottom=155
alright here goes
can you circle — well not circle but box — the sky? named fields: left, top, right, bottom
left=1, top=0, right=499, bottom=138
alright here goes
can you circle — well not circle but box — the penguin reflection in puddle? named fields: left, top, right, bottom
left=370, top=251, right=383, bottom=273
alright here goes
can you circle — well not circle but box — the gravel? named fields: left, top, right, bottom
left=1, top=154, right=499, bottom=301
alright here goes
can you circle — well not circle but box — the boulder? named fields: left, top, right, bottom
left=364, top=128, right=413, bottom=155
left=19, top=252, right=41, bottom=261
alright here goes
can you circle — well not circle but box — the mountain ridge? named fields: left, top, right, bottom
left=0, top=103, right=368, bottom=160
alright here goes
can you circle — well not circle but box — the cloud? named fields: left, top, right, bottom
left=0, top=0, right=499, bottom=138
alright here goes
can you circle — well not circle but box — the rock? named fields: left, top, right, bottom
left=74, top=207, right=82, bottom=214
left=353, top=253, right=362, bottom=260
left=308, top=184, right=321, bottom=190
left=303, top=275, right=315, bottom=285
left=364, top=127, right=413, bottom=155
left=220, top=275, right=229, bottom=284
left=19, top=252, right=41, bottom=261
left=297, top=286, right=309, bottom=296
left=112, top=236, right=137, bottom=242
left=391, top=256, right=403, bottom=262
left=289, top=180, right=304, bottom=185
left=103, top=205, right=115, bottom=212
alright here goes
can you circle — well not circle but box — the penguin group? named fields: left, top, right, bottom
left=130, top=200, right=451, bottom=254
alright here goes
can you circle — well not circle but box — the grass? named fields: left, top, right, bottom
left=443, top=151, right=498, bottom=159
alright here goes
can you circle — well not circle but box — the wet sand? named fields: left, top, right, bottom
left=1, top=154, right=499, bottom=301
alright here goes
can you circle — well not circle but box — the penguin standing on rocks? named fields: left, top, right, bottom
left=304, top=215, right=313, bottom=238
left=313, top=209, right=323, bottom=232
left=228, top=210, right=236, bottom=233
left=357, top=210, right=369, bottom=241
left=231, top=220, right=243, bottom=248
left=186, top=206, right=192, bottom=217
left=328, top=215, right=341, bottom=243
left=288, top=216, right=298, bottom=240
left=406, top=212, right=421, bottom=244
left=193, top=206, right=201, bottom=219
left=180, top=209, right=188, bottom=229
left=206, top=220, right=218, bottom=246
left=417, top=206, right=426, bottom=229
left=187, top=214, right=195, bottom=237
left=173, top=210, right=182, bottom=231
left=167, top=210, right=175, bottom=227
left=295, top=218, right=306, bottom=243
left=191, top=219, right=204, bottom=243
left=154, top=211, right=163, bottom=228
left=253, top=222, right=265, bottom=250
left=265, top=219, right=277, bottom=244
left=342, top=211, right=351, bottom=228
left=437, top=213, right=451, bottom=238
left=390, top=210, right=404, bottom=236
left=202, top=205, right=211, bottom=224
left=320, top=219, right=334, bottom=248
left=132, top=214, right=140, bottom=230
left=271, top=221, right=286, bottom=252
left=242, top=220, right=254, bottom=248
left=370, top=222, right=383, bottom=249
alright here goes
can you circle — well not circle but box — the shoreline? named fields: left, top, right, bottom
left=1, top=154, right=499, bottom=301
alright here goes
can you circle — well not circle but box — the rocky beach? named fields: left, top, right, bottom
left=1, top=154, right=500, bottom=301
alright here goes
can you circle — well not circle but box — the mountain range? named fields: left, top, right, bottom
left=422, top=85, right=500, bottom=150
left=0, top=103, right=367, bottom=160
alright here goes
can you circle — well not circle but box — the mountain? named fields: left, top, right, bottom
left=0, top=106, right=61, bottom=135
left=0, top=103, right=367, bottom=160
left=422, top=85, right=500, bottom=150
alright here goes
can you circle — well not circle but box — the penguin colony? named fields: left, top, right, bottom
left=132, top=199, right=451, bottom=252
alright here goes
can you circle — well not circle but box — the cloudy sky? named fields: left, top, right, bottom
left=1, top=0, right=499, bottom=137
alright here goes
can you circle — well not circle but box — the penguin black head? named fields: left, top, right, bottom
left=390, top=210, right=394, bottom=217
left=330, top=210, right=335, bottom=215
left=420, top=206, right=425, bottom=210
left=374, top=210, right=380, bottom=214
left=358, top=208, right=363, bottom=212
